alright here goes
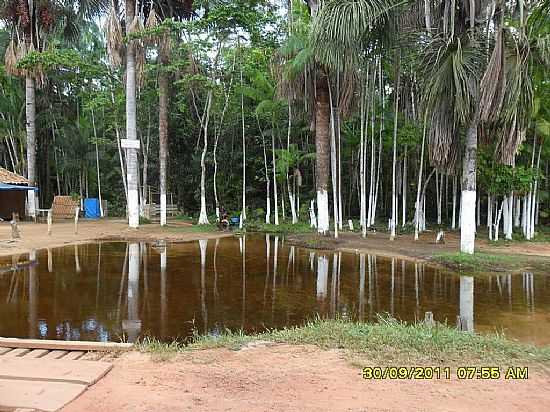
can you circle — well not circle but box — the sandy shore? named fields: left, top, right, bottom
left=0, top=219, right=230, bottom=258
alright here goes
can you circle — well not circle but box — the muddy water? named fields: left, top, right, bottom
left=0, top=236, right=549, bottom=345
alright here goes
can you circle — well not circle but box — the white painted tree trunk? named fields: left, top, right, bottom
left=487, top=194, right=493, bottom=240
left=309, top=199, right=317, bottom=228
left=460, top=113, right=479, bottom=254
left=198, top=92, right=212, bottom=225
left=359, top=80, right=366, bottom=235
left=505, top=194, right=513, bottom=240
left=402, top=147, right=408, bottom=227
left=260, top=121, right=271, bottom=224
left=494, top=200, right=504, bottom=241
left=25, top=76, right=37, bottom=218
left=390, top=62, right=400, bottom=241
left=328, top=81, right=339, bottom=238
left=241, top=67, right=247, bottom=225
left=452, top=175, right=457, bottom=229
left=272, top=123, right=279, bottom=225
left=514, top=197, right=521, bottom=227
left=126, top=24, right=140, bottom=228
left=414, top=117, right=427, bottom=241
left=286, top=105, right=298, bottom=225
left=159, top=70, right=169, bottom=226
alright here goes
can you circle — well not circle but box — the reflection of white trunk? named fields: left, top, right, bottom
left=74, top=245, right=81, bottom=273
left=272, top=125, right=279, bottom=226
left=460, top=190, right=476, bottom=254
left=316, top=255, right=328, bottom=300
left=359, top=254, right=365, bottom=321
left=317, top=190, right=330, bottom=234
left=160, top=246, right=167, bottom=337
left=126, top=242, right=141, bottom=342
left=459, top=276, right=474, bottom=332
left=199, top=239, right=208, bottom=332
left=29, top=249, right=37, bottom=338
left=47, top=248, right=53, bottom=273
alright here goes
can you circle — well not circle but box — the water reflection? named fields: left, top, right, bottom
left=0, top=236, right=549, bottom=345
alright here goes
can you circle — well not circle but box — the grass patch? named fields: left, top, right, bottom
left=136, top=318, right=550, bottom=366
left=167, top=224, right=219, bottom=233
left=244, top=221, right=314, bottom=234
left=431, top=251, right=547, bottom=274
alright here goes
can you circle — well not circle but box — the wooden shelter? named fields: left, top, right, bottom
left=0, top=168, right=35, bottom=220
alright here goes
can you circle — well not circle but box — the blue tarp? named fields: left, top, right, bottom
left=0, top=183, right=38, bottom=191
left=84, top=198, right=101, bottom=219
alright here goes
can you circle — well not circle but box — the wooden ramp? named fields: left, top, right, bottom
left=0, top=339, right=131, bottom=412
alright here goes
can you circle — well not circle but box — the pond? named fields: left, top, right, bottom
left=0, top=235, right=549, bottom=345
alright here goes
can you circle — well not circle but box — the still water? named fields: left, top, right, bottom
left=0, top=236, right=549, bottom=345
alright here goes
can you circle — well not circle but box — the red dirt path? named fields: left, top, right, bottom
left=63, top=344, right=550, bottom=412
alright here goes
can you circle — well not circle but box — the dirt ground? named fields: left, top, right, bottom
left=289, top=230, right=550, bottom=262
left=1, top=218, right=548, bottom=261
left=0, top=219, right=230, bottom=258
left=63, top=343, right=550, bottom=412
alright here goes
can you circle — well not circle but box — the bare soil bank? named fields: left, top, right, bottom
left=63, top=344, right=550, bottom=412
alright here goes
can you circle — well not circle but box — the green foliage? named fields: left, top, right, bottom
left=478, top=151, right=538, bottom=196
left=244, top=220, right=314, bottom=234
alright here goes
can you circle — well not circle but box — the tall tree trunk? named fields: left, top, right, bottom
left=390, top=57, right=401, bottom=241
left=402, top=146, right=408, bottom=226
left=91, top=109, right=104, bottom=217
left=25, top=76, right=37, bottom=217
left=240, top=65, right=246, bottom=227
left=287, top=104, right=298, bottom=224
left=460, top=111, right=479, bottom=254
left=198, top=91, right=212, bottom=225
left=328, top=78, right=339, bottom=238
left=258, top=117, right=271, bottom=224
left=126, top=0, right=140, bottom=228
left=315, top=73, right=331, bottom=235
left=272, top=119, right=279, bottom=225
left=158, top=66, right=169, bottom=226
left=414, top=115, right=427, bottom=240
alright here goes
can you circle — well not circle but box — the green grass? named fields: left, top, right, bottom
left=244, top=221, right=314, bottom=234
left=167, top=224, right=219, bottom=233
left=432, top=251, right=549, bottom=274
left=433, top=252, right=522, bottom=274
left=135, top=318, right=550, bottom=366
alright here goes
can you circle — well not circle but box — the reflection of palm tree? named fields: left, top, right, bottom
left=160, top=244, right=167, bottom=337
left=241, top=237, right=246, bottom=329
left=263, top=235, right=270, bottom=307
left=359, top=254, right=365, bottom=321
left=316, top=254, right=328, bottom=300
left=28, top=249, right=37, bottom=338
left=459, top=276, right=474, bottom=332
left=127, top=243, right=141, bottom=339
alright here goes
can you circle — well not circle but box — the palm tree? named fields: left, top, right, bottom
left=2, top=0, right=107, bottom=217
left=144, top=1, right=194, bottom=226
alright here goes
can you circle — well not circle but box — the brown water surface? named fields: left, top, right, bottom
left=0, top=235, right=548, bottom=345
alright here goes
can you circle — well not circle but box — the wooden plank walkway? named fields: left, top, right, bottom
left=0, top=340, right=131, bottom=411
